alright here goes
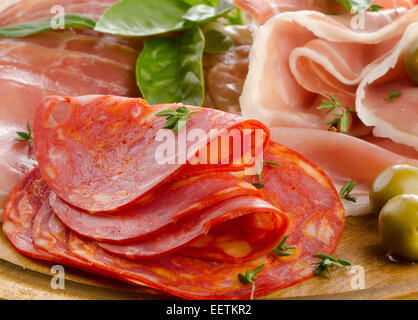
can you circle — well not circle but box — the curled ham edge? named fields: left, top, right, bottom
left=241, top=8, right=418, bottom=132
left=356, top=23, right=418, bottom=150
left=239, top=8, right=418, bottom=216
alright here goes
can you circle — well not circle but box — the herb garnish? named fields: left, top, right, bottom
left=317, top=94, right=353, bottom=134
left=272, top=234, right=296, bottom=257
left=264, top=160, right=282, bottom=167
left=385, top=89, right=402, bottom=102
left=252, top=183, right=265, bottom=189
left=156, top=107, right=200, bottom=134
left=368, top=4, right=384, bottom=11
left=336, top=0, right=373, bottom=13
left=339, top=180, right=357, bottom=202
left=238, top=264, right=264, bottom=300
left=15, top=121, right=34, bottom=148
left=238, top=265, right=264, bottom=285
left=311, top=254, right=351, bottom=278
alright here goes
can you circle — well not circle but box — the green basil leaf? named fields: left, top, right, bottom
left=95, top=0, right=190, bottom=37
left=181, top=0, right=218, bottom=6
left=349, top=0, right=372, bottom=12
left=204, top=29, right=234, bottom=54
left=137, top=27, right=205, bottom=106
left=225, top=8, right=244, bottom=25
left=0, top=14, right=95, bottom=38
left=336, top=0, right=372, bottom=12
left=182, top=0, right=235, bottom=25
left=336, top=0, right=352, bottom=11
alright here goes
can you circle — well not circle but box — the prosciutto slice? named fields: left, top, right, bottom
left=0, top=0, right=117, bottom=25
left=0, top=0, right=140, bottom=217
left=234, top=0, right=416, bottom=24
left=270, top=128, right=418, bottom=216
left=240, top=8, right=418, bottom=134
left=237, top=2, right=417, bottom=216
left=357, top=23, right=418, bottom=149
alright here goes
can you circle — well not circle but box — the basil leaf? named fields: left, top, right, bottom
left=181, top=0, right=218, bottom=6
left=182, top=0, right=235, bottom=24
left=95, top=0, right=190, bottom=37
left=349, top=0, right=372, bottom=12
left=336, top=0, right=352, bottom=11
left=0, top=14, right=95, bottom=38
left=137, top=27, right=205, bottom=106
left=336, top=0, right=372, bottom=12
left=225, top=8, right=244, bottom=25
left=204, top=29, right=234, bottom=54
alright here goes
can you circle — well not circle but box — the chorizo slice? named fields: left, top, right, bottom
left=50, top=173, right=262, bottom=243
left=31, top=142, right=344, bottom=299
left=2, top=168, right=52, bottom=260
left=34, top=95, right=268, bottom=212
left=97, top=196, right=288, bottom=263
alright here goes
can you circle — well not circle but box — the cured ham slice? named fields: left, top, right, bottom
left=0, top=120, right=37, bottom=221
left=240, top=8, right=418, bottom=146
left=234, top=0, right=416, bottom=24
left=3, top=95, right=344, bottom=299
left=357, top=23, right=418, bottom=150
left=0, top=0, right=116, bottom=25
left=0, top=0, right=140, bottom=216
left=270, top=128, right=418, bottom=216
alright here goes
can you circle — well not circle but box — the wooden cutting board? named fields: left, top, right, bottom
left=0, top=0, right=416, bottom=300
left=0, top=214, right=416, bottom=300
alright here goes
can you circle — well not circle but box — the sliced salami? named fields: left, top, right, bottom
left=34, top=96, right=268, bottom=212
left=4, top=95, right=345, bottom=300
left=98, top=196, right=288, bottom=262
left=49, top=173, right=263, bottom=243
left=2, top=168, right=52, bottom=260
left=7, top=141, right=343, bottom=299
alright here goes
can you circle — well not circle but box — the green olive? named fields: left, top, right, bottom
left=405, top=39, right=418, bottom=85
left=378, top=194, right=418, bottom=262
left=370, top=164, right=418, bottom=214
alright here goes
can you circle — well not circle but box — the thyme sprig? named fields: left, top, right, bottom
left=272, top=234, right=296, bottom=257
left=156, top=106, right=200, bottom=134
left=15, top=121, right=34, bottom=148
left=385, top=89, right=402, bottom=102
left=238, top=264, right=265, bottom=300
left=339, top=180, right=357, bottom=202
left=311, top=254, right=351, bottom=278
left=317, top=94, right=353, bottom=134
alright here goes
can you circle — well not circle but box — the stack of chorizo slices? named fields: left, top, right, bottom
left=3, top=95, right=344, bottom=299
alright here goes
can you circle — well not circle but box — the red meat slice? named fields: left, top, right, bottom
left=49, top=173, right=263, bottom=243
left=2, top=168, right=52, bottom=260
left=6, top=140, right=344, bottom=299
left=98, top=196, right=287, bottom=263
left=34, top=96, right=269, bottom=212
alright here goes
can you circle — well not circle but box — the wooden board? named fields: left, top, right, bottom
left=0, top=215, right=416, bottom=300
left=0, top=0, right=416, bottom=300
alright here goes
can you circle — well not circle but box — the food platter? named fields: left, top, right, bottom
left=0, top=215, right=416, bottom=300
left=0, top=0, right=417, bottom=301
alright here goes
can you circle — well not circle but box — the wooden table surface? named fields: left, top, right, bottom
left=0, top=0, right=416, bottom=300
left=0, top=214, right=416, bottom=300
